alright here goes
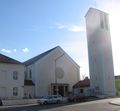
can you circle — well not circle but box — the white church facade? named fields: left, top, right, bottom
left=0, top=8, right=117, bottom=100
left=24, top=46, right=80, bottom=97
left=85, top=8, right=116, bottom=96
left=0, top=46, right=80, bottom=99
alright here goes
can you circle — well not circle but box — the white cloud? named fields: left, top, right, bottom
left=13, top=49, right=17, bottom=52
left=22, top=48, right=29, bottom=53
left=1, top=49, right=11, bottom=53
left=56, top=23, right=67, bottom=29
left=56, top=23, right=85, bottom=32
left=68, top=25, right=85, bottom=32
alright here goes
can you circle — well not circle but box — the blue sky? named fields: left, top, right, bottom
left=0, top=0, right=120, bottom=78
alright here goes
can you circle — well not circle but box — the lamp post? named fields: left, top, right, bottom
left=55, top=53, right=65, bottom=95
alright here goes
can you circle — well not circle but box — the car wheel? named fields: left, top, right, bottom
left=57, top=100, right=60, bottom=104
left=44, top=101, right=48, bottom=105
left=39, top=103, right=42, bottom=105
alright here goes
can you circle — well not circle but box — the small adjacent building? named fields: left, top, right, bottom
left=24, top=46, right=80, bottom=97
left=0, top=54, right=24, bottom=99
left=73, top=77, right=90, bottom=96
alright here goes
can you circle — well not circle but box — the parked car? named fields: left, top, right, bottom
left=68, top=95, right=88, bottom=102
left=37, top=95, right=63, bottom=105
left=0, top=99, right=3, bottom=106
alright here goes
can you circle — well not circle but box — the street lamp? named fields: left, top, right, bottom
left=55, top=53, right=65, bottom=95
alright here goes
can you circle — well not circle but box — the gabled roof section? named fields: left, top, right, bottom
left=24, top=46, right=58, bottom=66
left=0, top=53, right=22, bottom=64
left=73, top=78, right=90, bottom=88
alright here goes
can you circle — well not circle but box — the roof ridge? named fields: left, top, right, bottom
left=0, top=53, right=22, bottom=64
left=24, top=46, right=59, bottom=66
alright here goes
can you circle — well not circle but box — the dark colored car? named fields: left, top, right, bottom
left=0, top=99, right=3, bottom=106
left=68, top=95, right=88, bottom=102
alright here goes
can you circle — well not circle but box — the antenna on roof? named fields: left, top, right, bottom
left=93, top=0, right=97, bottom=8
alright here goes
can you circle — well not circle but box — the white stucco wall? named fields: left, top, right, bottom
left=0, top=63, right=24, bottom=99
left=85, top=8, right=116, bottom=96
left=73, top=87, right=90, bottom=96
left=25, top=64, right=36, bottom=83
left=29, top=47, right=80, bottom=97
left=56, top=54, right=80, bottom=91
left=24, top=86, right=35, bottom=98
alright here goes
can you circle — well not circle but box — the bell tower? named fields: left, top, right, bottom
left=85, top=8, right=116, bottom=96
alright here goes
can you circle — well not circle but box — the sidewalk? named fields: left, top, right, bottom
left=0, top=103, right=38, bottom=109
left=109, top=98, right=120, bottom=106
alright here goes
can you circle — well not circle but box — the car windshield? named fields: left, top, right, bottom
left=43, top=96, right=52, bottom=99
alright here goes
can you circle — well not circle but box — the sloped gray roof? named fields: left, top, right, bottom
left=24, top=46, right=58, bottom=66
left=0, top=53, right=22, bottom=64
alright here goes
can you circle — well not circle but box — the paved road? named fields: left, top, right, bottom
left=1, top=98, right=120, bottom=111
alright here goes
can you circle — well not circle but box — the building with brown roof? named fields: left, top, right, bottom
left=73, top=77, right=91, bottom=96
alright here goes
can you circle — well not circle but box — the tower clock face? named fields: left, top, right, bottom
left=56, top=67, right=64, bottom=79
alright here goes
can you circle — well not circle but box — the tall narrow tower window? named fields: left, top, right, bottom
left=100, top=13, right=104, bottom=29
left=100, top=13, right=108, bottom=30
left=104, top=14, right=108, bottom=30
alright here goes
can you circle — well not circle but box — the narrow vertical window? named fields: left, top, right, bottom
left=24, top=71, right=27, bottom=80
left=100, top=12, right=108, bottom=30
left=29, top=69, right=32, bottom=79
left=104, top=14, right=108, bottom=30
left=13, top=87, right=18, bottom=96
left=13, top=71, right=18, bottom=80
left=100, top=13, right=104, bottom=29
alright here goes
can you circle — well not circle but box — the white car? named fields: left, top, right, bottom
left=37, top=95, right=63, bottom=105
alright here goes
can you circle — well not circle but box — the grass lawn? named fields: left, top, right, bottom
left=115, top=79, right=120, bottom=91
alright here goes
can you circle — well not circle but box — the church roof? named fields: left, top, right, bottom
left=24, top=46, right=59, bottom=66
left=0, top=53, right=22, bottom=64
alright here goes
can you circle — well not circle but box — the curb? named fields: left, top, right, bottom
left=0, top=103, right=38, bottom=109
left=109, top=101, right=120, bottom=106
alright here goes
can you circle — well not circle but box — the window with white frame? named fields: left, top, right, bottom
left=13, top=87, right=18, bottom=96
left=13, top=71, right=18, bottom=80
